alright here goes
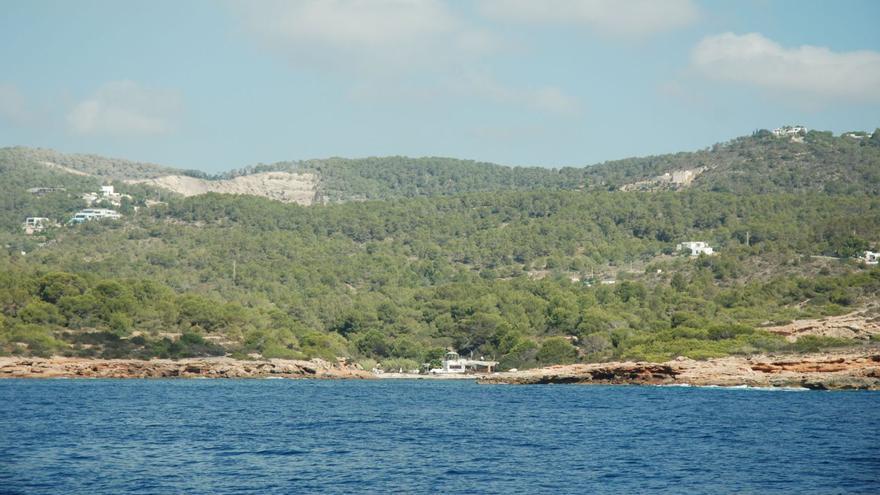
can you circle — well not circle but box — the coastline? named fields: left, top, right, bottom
left=0, top=356, right=373, bottom=380
left=478, top=350, right=880, bottom=390
left=2, top=350, right=879, bottom=389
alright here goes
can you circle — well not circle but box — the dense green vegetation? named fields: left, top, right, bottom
left=2, top=189, right=878, bottom=366
left=228, top=129, right=880, bottom=200
left=0, top=147, right=177, bottom=180
left=7, top=128, right=876, bottom=205
left=1, top=129, right=878, bottom=367
left=0, top=148, right=175, bottom=242
left=1, top=247, right=877, bottom=364
left=580, top=129, right=880, bottom=195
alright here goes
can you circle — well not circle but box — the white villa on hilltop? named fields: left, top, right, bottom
left=772, top=125, right=807, bottom=137
left=429, top=351, right=498, bottom=375
left=677, top=241, right=715, bottom=256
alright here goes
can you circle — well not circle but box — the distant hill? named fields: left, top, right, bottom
left=259, top=156, right=580, bottom=203
left=2, top=130, right=879, bottom=365
left=2, top=128, right=878, bottom=208
left=587, top=129, right=880, bottom=195
left=0, top=147, right=177, bottom=180
left=213, top=128, right=880, bottom=200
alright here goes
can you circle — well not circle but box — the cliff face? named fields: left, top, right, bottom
left=0, top=357, right=372, bottom=379
left=478, top=351, right=880, bottom=390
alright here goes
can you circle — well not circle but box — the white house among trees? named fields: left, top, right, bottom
left=677, top=241, right=715, bottom=256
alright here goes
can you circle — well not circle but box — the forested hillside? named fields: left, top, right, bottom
left=0, top=147, right=178, bottom=180
left=0, top=148, right=176, bottom=237
left=4, top=128, right=879, bottom=204
left=1, top=129, right=878, bottom=369
left=591, top=130, right=880, bottom=194
left=1, top=190, right=878, bottom=367
left=242, top=129, right=880, bottom=199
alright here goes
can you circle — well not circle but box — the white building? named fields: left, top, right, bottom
left=677, top=241, right=715, bottom=256
left=429, top=351, right=497, bottom=375
left=69, top=208, right=122, bottom=224
left=843, top=132, right=867, bottom=140
left=22, top=217, right=52, bottom=235
left=860, top=251, right=879, bottom=265
left=772, top=125, right=807, bottom=137
left=82, top=185, right=130, bottom=207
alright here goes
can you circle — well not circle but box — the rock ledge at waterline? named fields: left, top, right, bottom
left=478, top=351, right=880, bottom=390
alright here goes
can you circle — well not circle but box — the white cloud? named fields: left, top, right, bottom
left=0, top=84, right=32, bottom=125
left=451, top=72, right=581, bottom=115
left=692, top=32, right=880, bottom=103
left=67, top=81, right=181, bottom=137
left=232, top=0, right=578, bottom=115
left=234, top=0, right=497, bottom=72
left=478, top=0, right=698, bottom=37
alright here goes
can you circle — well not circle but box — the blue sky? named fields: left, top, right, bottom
left=1, top=0, right=878, bottom=172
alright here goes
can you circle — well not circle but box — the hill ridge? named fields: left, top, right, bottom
left=3, top=127, right=879, bottom=205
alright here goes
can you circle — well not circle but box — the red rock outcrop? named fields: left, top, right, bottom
left=0, top=356, right=373, bottom=380
left=479, top=351, right=880, bottom=390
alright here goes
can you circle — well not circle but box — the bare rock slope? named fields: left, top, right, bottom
left=129, top=172, right=318, bottom=205
left=762, top=308, right=880, bottom=342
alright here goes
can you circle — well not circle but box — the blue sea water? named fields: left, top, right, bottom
left=1, top=380, right=879, bottom=494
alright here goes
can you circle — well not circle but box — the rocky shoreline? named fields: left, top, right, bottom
left=478, top=351, right=880, bottom=390
left=0, top=356, right=373, bottom=380
left=3, top=351, right=879, bottom=389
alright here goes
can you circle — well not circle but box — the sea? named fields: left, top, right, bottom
left=1, top=379, right=878, bottom=494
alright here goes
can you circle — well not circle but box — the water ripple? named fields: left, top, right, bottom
left=0, top=379, right=878, bottom=494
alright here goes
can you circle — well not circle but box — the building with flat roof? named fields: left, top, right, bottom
left=69, top=208, right=122, bottom=224
left=772, top=125, right=807, bottom=137
left=22, top=217, right=52, bottom=235
left=677, top=241, right=715, bottom=256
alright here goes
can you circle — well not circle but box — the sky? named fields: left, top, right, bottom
left=1, top=0, right=879, bottom=173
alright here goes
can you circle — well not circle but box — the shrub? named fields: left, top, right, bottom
left=358, top=358, right=378, bottom=371
left=499, top=340, right=538, bottom=370
left=789, top=335, right=854, bottom=353
left=537, top=337, right=578, bottom=365
left=707, top=324, right=754, bottom=341
left=300, top=331, right=350, bottom=360
left=18, top=300, right=65, bottom=326
left=38, top=272, right=86, bottom=304
left=354, top=329, right=390, bottom=358
left=381, top=357, right=420, bottom=373
left=150, top=331, right=225, bottom=359
left=0, top=323, right=63, bottom=357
